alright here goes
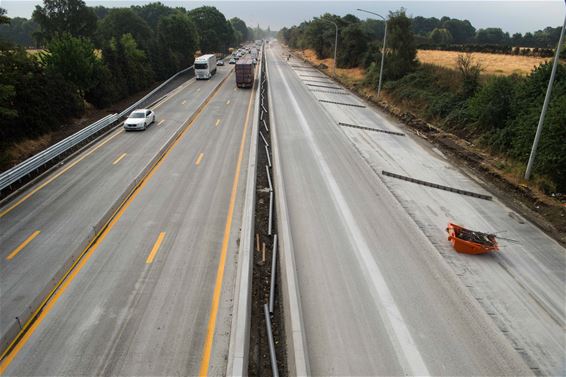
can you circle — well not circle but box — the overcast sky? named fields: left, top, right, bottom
left=1, top=1, right=564, bottom=34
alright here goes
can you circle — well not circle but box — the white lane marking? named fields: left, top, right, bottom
left=274, top=55, right=430, bottom=376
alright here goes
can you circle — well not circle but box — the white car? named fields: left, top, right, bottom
left=217, top=59, right=224, bottom=66
left=124, top=109, right=155, bottom=131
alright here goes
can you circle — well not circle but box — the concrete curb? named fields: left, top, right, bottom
left=265, top=46, right=311, bottom=377
left=226, top=50, right=263, bottom=377
left=0, top=71, right=232, bottom=358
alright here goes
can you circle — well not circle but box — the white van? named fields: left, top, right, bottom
left=194, top=54, right=217, bottom=80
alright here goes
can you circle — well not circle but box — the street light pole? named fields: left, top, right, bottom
left=323, top=19, right=339, bottom=77
left=358, top=8, right=388, bottom=97
left=524, top=11, right=566, bottom=180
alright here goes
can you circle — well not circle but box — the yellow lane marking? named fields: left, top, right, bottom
left=198, top=62, right=257, bottom=377
left=215, top=119, right=221, bottom=127
left=182, top=100, right=187, bottom=105
left=153, top=80, right=194, bottom=110
left=112, top=153, right=127, bottom=165
left=146, top=232, right=166, bottom=264
left=157, top=120, right=165, bottom=126
left=226, top=100, right=231, bottom=105
left=0, top=73, right=233, bottom=374
left=0, top=75, right=200, bottom=218
left=195, top=152, right=204, bottom=166
left=6, top=231, right=40, bottom=261
left=0, top=130, right=122, bottom=219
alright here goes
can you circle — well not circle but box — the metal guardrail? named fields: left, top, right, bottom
left=117, top=65, right=194, bottom=119
left=0, top=114, right=117, bottom=192
left=0, top=65, right=195, bottom=194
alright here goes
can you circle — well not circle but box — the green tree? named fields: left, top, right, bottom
left=0, top=48, right=82, bottom=143
left=455, top=53, right=483, bottom=97
left=0, top=17, right=40, bottom=47
left=411, top=16, right=440, bottom=36
left=188, top=6, right=231, bottom=53
left=155, top=11, right=198, bottom=77
left=132, top=2, right=176, bottom=31
left=40, top=33, right=99, bottom=97
left=467, top=75, right=517, bottom=134
left=107, top=33, right=154, bottom=95
left=84, top=61, right=118, bottom=108
left=0, top=8, right=17, bottom=120
left=360, top=18, right=385, bottom=41
left=441, top=18, right=475, bottom=44
left=96, top=8, right=152, bottom=50
left=383, top=9, right=417, bottom=80
left=304, top=14, right=340, bottom=59
left=0, top=8, right=10, bottom=25
left=475, top=28, right=509, bottom=45
left=230, top=17, right=248, bottom=45
left=430, top=28, right=453, bottom=45
left=509, top=62, right=566, bottom=190
left=91, top=5, right=110, bottom=19
left=32, top=0, right=97, bottom=43
left=337, top=22, right=370, bottom=68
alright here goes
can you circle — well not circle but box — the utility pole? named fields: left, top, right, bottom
left=358, top=9, right=388, bottom=97
left=323, top=19, right=339, bottom=78
left=524, top=11, right=566, bottom=180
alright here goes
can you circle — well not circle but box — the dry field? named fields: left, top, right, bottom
left=417, top=49, right=553, bottom=76
left=294, top=48, right=553, bottom=78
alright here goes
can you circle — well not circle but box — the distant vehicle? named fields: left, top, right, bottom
left=124, top=109, right=155, bottom=131
left=235, top=57, right=254, bottom=88
left=217, top=59, right=224, bottom=66
left=194, top=54, right=217, bottom=80
left=252, top=58, right=257, bottom=65
left=251, top=48, right=258, bottom=60
left=229, top=58, right=236, bottom=64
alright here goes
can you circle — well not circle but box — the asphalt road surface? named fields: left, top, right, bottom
left=267, top=42, right=539, bottom=376
left=0, top=65, right=256, bottom=375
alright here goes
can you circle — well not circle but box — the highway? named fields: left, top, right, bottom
left=0, top=66, right=231, bottom=352
left=266, top=42, right=549, bottom=375
left=0, top=40, right=562, bottom=377
left=0, top=63, right=257, bottom=375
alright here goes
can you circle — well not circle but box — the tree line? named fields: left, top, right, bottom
left=280, top=13, right=565, bottom=61
left=412, top=16, right=563, bottom=48
left=278, top=10, right=566, bottom=192
left=0, top=0, right=272, bottom=167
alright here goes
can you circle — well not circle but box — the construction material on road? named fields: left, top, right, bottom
left=306, top=83, right=342, bottom=90
left=447, top=223, right=499, bottom=254
left=310, top=89, right=351, bottom=95
left=319, top=99, right=366, bottom=108
left=382, top=170, right=493, bottom=200
left=339, top=122, right=405, bottom=136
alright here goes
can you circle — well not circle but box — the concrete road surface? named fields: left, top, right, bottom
left=1, top=67, right=256, bottom=375
left=0, top=67, right=230, bottom=350
left=267, top=42, right=535, bottom=376
left=278, top=43, right=566, bottom=376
